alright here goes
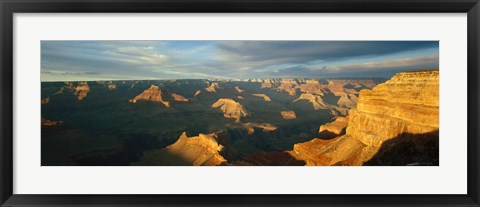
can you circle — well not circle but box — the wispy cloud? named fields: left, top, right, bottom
left=41, top=40, right=439, bottom=81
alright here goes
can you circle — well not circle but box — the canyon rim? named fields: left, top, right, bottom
left=41, top=40, right=439, bottom=166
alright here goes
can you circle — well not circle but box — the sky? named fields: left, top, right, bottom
left=41, top=41, right=439, bottom=81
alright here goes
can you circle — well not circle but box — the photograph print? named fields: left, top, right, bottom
left=41, top=40, right=439, bottom=166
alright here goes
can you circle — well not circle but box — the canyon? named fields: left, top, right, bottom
left=41, top=72, right=437, bottom=166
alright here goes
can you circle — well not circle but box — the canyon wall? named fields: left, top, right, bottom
left=290, top=70, right=439, bottom=166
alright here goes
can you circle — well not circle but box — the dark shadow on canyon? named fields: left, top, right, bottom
left=364, top=130, right=439, bottom=166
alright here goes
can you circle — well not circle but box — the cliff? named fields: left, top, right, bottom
left=212, top=98, right=249, bottom=122
left=290, top=70, right=439, bottom=166
left=129, top=85, right=170, bottom=107
left=319, top=116, right=349, bottom=135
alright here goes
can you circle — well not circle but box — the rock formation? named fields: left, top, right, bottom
left=107, top=81, right=117, bottom=90
left=129, top=85, right=170, bottom=107
left=171, top=93, right=188, bottom=102
left=194, top=90, right=202, bottom=97
left=252, top=94, right=271, bottom=102
left=41, top=118, right=64, bottom=126
left=319, top=116, right=349, bottom=135
left=41, top=97, right=50, bottom=104
left=293, top=93, right=329, bottom=110
left=235, top=86, right=245, bottom=93
left=276, top=79, right=297, bottom=96
left=74, top=81, right=90, bottom=101
left=290, top=70, right=439, bottom=166
left=237, top=96, right=244, bottom=100
left=211, top=98, right=248, bottom=122
left=242, top=122, right=277, bottom=135
left=280, top=111, right=297, bottom=119
left=205, top=82, right=220, bottom=93
left=163, top=132, right=227, bottom=166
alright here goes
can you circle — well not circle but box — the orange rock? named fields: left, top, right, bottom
left=319, top=116, right=349, bottom=135
left=252, top=94, right=271, bottom=102
left=129, top=85, right=170, bottom=107
left=205, top=82, right=220, bottom=93
left=280, top=111, right=297, bottom=119
left=211, top=98, right=248, bottom=122
left=290, top=70, right=439, bottom=166
left=235, top=86, right=245, bottom=93
left=74, top=81, right=90, bottom=101
left=194, top=90, right=202, bottom=96
left=164, top=132, right=227, bottom=166
left=242, top=122, right=277, bottom=135
left=41, top=97, right=50, bottom=104
left=171, top=93, right=188, bottom=102
left=41, top=118, right=64, bottom=126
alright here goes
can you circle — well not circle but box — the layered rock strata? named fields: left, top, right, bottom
left=290, top=70, right=439, bottom=166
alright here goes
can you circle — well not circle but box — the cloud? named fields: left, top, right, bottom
left=41, top=40, right=439, bottom=81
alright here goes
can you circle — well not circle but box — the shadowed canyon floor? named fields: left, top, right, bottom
left=41, top=71, right=438, bottom=166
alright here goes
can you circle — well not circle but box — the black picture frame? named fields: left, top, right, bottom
left=1, top=0, right=479, bottom=206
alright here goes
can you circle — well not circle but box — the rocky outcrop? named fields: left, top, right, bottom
left=237, top=96, right=244, bottom=100
left=74, top=82, right=90, bottom=101
left=41, top=97, right=50, bottom=104
left=41, top=118, right=64, bottom=126
left=235, top=86, right=245, bottom=93
left=242, top=123, right=277, bottom=135
left=290, top=70, right=439, bottom=166
left=194, top=90, right=202, bottom=97
left=293, top=93, right=329, bottom=110
left=205, top=82, right=220, bottom=93
left=107, top=81, right=117, bottom=90
left=252, top=94, right=271, bottom=102
left=261, top=82, right=274, bottom=88
left=281, top=111, right=297, bottom=119
left=276, top=79, right=297, bottom=96
left=212, top=98, right=248, bottom=122
left=163, top=132, right=227, bottom=166
left=129, top=85, right=170, bottom=107
left=171, top=93, right=188, bottom=102
left=319, top=116, right=349, bottom=135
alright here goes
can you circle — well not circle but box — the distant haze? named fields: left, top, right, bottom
left=41, top=40, right=439, bottom=82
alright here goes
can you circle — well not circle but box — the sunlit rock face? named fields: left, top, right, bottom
left=164, top=132, right=227, bottom=166
left=194, top=90, right=202, bottom=97
left=280, top=111, right=297, bottom=120
left=129, top=85, right=170, bottom=107
left=319, top=116, right=349, bottom=135
left=211, top=98, right=249, bottom=122
left=348, top=70, right=439, bottom=147
left=171, top=93, right=189, bottom=102
left=205, top=82, right=220, bottom=93
left=291, top=70, right=439, bottom=166
left=252, top=94, right=271, bottom=102
left=242, top=122, right=277, bottom=135
left=74, top=81, right=90, bottom=101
